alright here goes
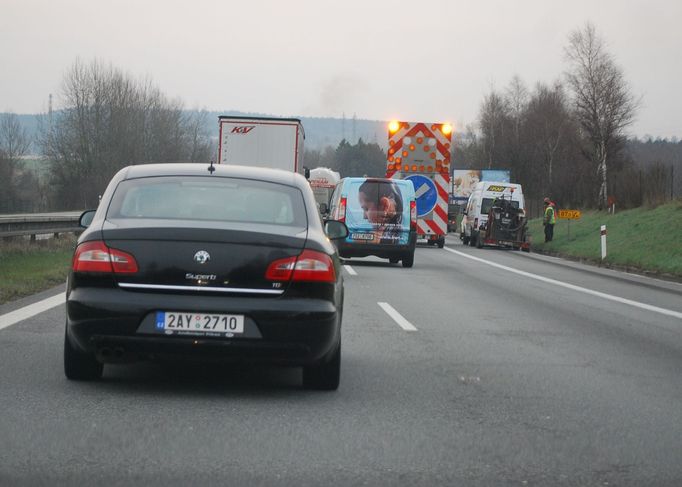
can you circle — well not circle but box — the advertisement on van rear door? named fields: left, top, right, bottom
left=345, top=180, right=410, bottom=245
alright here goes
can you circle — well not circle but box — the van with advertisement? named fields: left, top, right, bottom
left=461, top=181, right=525, bottom=247
left=328, top=177, right=417, bottom=267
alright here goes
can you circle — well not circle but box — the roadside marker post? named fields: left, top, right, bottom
left=600, top=225, right=607, bottom=260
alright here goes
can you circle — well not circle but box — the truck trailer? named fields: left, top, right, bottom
left=217, top=116, right=305, bottom=174
left=385, top=120, right=452, bottom=248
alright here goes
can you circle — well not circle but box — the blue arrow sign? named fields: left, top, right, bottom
left=405, top=175, right=437, bottom=218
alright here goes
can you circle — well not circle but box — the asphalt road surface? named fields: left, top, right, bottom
left=1, top=235, right=681, bottom=486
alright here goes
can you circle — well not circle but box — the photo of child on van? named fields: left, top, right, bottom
left=357, top=179, right=404, bottom=244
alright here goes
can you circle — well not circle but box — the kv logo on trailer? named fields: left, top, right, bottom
left=231, top=126, right=255, bottom=134
left=405, top=175, right=437, bottom=217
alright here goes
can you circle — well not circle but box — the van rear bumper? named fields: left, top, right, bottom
left=337, top=232, right=416, bottom=259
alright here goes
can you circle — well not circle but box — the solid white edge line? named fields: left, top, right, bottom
left=443, top=247, right=682, bottom=320
left=0, top=292, right=66, bottom=331
left=344, top=265, right=358, bottom=276
left=378, top=302, right=418, bottom=331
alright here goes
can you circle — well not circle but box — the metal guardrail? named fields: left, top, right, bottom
left=0, top=212, right=83, bottom=239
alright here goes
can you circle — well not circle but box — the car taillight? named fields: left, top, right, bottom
left=410, top=200, right=417, bottom=230
left=474, top=218, right=478, bottom=230
left=338, top=197, right=347, bottom=223
left=72, top=241, right=138, bottom=274
left=265, top=250, right=336, bottom=283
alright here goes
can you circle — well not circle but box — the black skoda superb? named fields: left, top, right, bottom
left=65, top=163, right=348, bottom=390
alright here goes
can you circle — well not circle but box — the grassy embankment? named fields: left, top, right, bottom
left=527, top=200, right=682, bottom=278
left=0, top=236, right=76, bottom=304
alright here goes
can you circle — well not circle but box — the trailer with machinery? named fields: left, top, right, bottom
left=478, top=193, right=530, bottom=251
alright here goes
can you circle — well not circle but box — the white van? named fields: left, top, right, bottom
left=461, top=182, right=524, bottom=246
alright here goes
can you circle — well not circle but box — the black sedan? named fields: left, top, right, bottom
left=65, top=163, right=348, bottom=390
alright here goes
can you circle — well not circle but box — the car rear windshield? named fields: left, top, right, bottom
left=107, top=176, right=307, bottom=227
left=481, top=198, right=520, bottom=215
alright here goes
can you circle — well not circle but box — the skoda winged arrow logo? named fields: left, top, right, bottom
left=193, top=250, right=211, bottom=264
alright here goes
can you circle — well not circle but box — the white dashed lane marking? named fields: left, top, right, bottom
left=378, top=302, right=418, bottom=331
left=0, top=293, right=65, bottom=331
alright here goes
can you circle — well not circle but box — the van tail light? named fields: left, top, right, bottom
left=410, top=200, right=417, bottom=230
left=73, top=241, right=138, bottom=274
left=338, top=197, right=347, bottom=223
left=474, top=218, right=478, bottom=230
left=265, top=250, right=336, bottom=283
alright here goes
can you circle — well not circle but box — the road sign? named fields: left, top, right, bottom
left=558, top=209, right=581, bottom=220
left=405, top=175, right=437, bottom=218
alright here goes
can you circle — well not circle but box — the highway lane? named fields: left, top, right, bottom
left=1, top=239, right=681, bottom=486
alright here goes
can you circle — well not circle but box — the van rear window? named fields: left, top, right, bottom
left=481, top=198, right=519, bottom=215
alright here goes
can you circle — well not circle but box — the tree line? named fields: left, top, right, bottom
left=452, top=23, right=677, bottom=211
left=0, top=59, right=214, bottom=212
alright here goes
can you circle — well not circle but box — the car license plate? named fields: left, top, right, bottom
left=155, top=311, right=244, bottom=336
left=351, top=233, right=374, bottom=240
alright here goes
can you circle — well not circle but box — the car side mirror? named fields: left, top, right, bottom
left=324, top=220, right=348, bottom=240
left=319, top=202, right=328, bottom=215
left=79, top=210, right=96, bottom=228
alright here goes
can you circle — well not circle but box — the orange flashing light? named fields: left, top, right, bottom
left=388, top=120, right=400, bottom=133
left=402, top=151, right=409, bottom=158
left=423, top=146, right=430, bottom=152
left=395, top=157, right=402, bottom=164
left=441, top=123, right=453, bottom=136
left=427, top=165, right=433, bottom=172
left=430, top=153, right=436, bottom=159
left=388, top=156, right=394, bottom=162
left=409, top=144, right=415, bottom=151
left=403, top=165, right=409, bottom=171
left=419, top=165, right=425, bottom=171
left=411, top=165, right=418, bottom=171
left=416, top=137, right=423, bottom=144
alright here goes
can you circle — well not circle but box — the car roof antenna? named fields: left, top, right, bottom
left=208, top=159, right=216, bottom=174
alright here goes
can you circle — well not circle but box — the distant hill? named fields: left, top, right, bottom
left=204, top=111, right=387, bottom=150
left=2, top=110, right=389, bottom=154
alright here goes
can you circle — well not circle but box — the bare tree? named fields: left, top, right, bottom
left=41, top=59, right=213, bottom=209
left=0, top=113, right=31, bottom=212
left=479, top=89, right=510, bottom=169
left=565, top=23, right=638, bottom=208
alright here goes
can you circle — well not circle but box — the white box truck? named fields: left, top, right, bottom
left=218, top=116, right=305, bottom=174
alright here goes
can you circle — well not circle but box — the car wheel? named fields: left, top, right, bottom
left=64, top=328, right=103, bottom=381
left=303, top=342, right=340, bottom=391
left=401, top=252, right=414, bottom=268
left=389, top=257, right=400, bottom=264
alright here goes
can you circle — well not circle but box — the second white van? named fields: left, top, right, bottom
left=461, top=182, right=525, bottom=247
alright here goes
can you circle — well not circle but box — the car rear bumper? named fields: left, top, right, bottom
left=66, top=287, right=341, bottom=366
left=337, top=232, right=416, bottom=259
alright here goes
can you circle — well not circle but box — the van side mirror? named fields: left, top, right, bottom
left=324, top=220, right=349, bottom=240
left=79, top=210, right=96, bottom=228
left=304, top=167, right=311, bottom=179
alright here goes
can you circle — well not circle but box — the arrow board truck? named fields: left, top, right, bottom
left=386, top=120, right=453, bottom=248
left=218, top=116, right=305, bottom=174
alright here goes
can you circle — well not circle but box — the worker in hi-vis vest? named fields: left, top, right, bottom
left=543, top=197, right=556, bottom=242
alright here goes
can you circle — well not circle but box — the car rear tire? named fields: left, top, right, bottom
left=64, top=328, right=103, bottom=381
left=303, top=342, right=340, bottom=391
left=401, top=252, right=414, bottom=268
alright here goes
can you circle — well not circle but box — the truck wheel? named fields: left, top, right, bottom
left=64, top=328, right=103, bottom=381
left=303, top=342, right=340, bottom=391
left=437, top=237, right=445, bottom=249
left=402, top=252, right=414, bottom=268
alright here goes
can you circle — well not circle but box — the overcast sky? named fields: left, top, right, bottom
left=2, top=0, right=680, bottom=138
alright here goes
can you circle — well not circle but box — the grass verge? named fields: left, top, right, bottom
left=527, top=200, right=682, bottom=278
left=0, top=235, right=76, bottom=304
